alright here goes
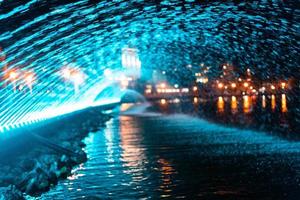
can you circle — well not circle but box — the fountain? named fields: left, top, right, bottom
left=0, top=0, right=298, bottom=133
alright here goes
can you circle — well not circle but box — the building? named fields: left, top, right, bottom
left=122, top=47, right=141, bottom=80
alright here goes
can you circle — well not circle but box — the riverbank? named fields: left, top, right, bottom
left=0, top=105, right=116, bottom=199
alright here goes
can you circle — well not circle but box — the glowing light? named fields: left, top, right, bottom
left=218, top=83, right=224, bottom=89
left=160, top=99, right=167, bottom=105
left=193, top=86, right=198, bottom=91
left=217, top=96, right=224, bottom=113
left=25, top=74, right=34, bottom=84
left=243, top=82, right=249, bottom=88
left=271, top=94, right=276, bottom=111
left=9, top=71, right=18, bottom=80
left=174, top=98, right=180, bottom=103
left=231, top=83, right=237, bottom=88
left=145, top=89, right=152, bottom=94
left=160, top=83, right=166, bottom=88
left=281, top=94, right=287, bottom=113
left=181, top=88, right=189, bottom=93
left=24, top=72, right=35, bottom=93
left=231, top=96, right=238, bottom=114
left=193, top=97, right=198, bottom=104
left=262, top=95, right=266, bottom=108
left=243, top=95, right=251, bottom=113
left=271, top=85, right=276, bottom=90
left=260, top=87, right=266, bottom=93
left=281, top=82, right=286, bottom=89
left=104, top=69, right=112, bottom=77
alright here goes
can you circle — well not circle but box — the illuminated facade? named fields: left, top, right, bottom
left=122, top=47, right=141, bottom=80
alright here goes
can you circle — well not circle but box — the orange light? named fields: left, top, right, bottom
left=160, top=99, right=166, bottom=105
left=281, top=94, right=287, bottom=113
left=281, top=82, right=286, bottom=89
left=218, top=83, right=224, bottom=89
left=243, top=95, right=251, bottom=113
left=193, top=97, right=198, bottom=104
left=160, top=83, right=166, bottom=88
left=271, top=85, right=276, bottom=90
left=231, top=83, right=236, bottom=88
left=25, top=74, right=34, bottom=83
left=145, top=89, right=152, bottom=94
left=231, top=96, right=238, bottom=114
left=271, top=94, right=276, bottom=110
left=217, top=96, right=225, bottom=113
left=9, top=71, right=17, bottom=80
left=243, top=82, right=249, bottom=87
left=193, top=86, right=198, bottom=91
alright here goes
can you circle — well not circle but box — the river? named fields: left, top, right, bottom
left=40, top=100, right=300, bottom=199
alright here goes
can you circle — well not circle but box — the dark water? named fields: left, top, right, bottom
left=155, top=94, right=297, bottom=138
left=40, top=102, right=300, bottom=200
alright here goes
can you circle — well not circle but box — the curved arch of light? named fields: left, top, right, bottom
left=0, top=0, right=299, bottom=132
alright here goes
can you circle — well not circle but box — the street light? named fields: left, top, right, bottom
left=218, top=83, right=224, bottom=89
left=271, top=85, right=276, bottom=90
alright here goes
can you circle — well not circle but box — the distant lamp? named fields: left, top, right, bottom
left=160, top=99, right=167, bottom=105
left=160, top=83, right=166, bottom=88
left=218, top=83, right=224, bottom=89
left=271, top=85, right=276, bottom=90
left=9, top=71, right=18, bottom=80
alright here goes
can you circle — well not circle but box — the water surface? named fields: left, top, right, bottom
left=41, top=103, right=300, bottom=199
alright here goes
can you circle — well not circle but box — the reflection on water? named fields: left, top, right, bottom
left=215, top=95, right=287, bottom=115
left=231, top=96, right=238, bottom=114
left=281, top=94, right=288, bottom=113
left=42, top=102, right=300, bottom=199
left=217, top=96, right=224, bottom=113
left=243, top=95, right=252, bottom=114
left=262, top=95, right=266, bottom=109
left=271, top=94, right=276, bottom=111
left=157, top=94, right=292, bottom=136
left=157, top=158, right=175, bottom=198
left=193, top=97, right=198, bottom=104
